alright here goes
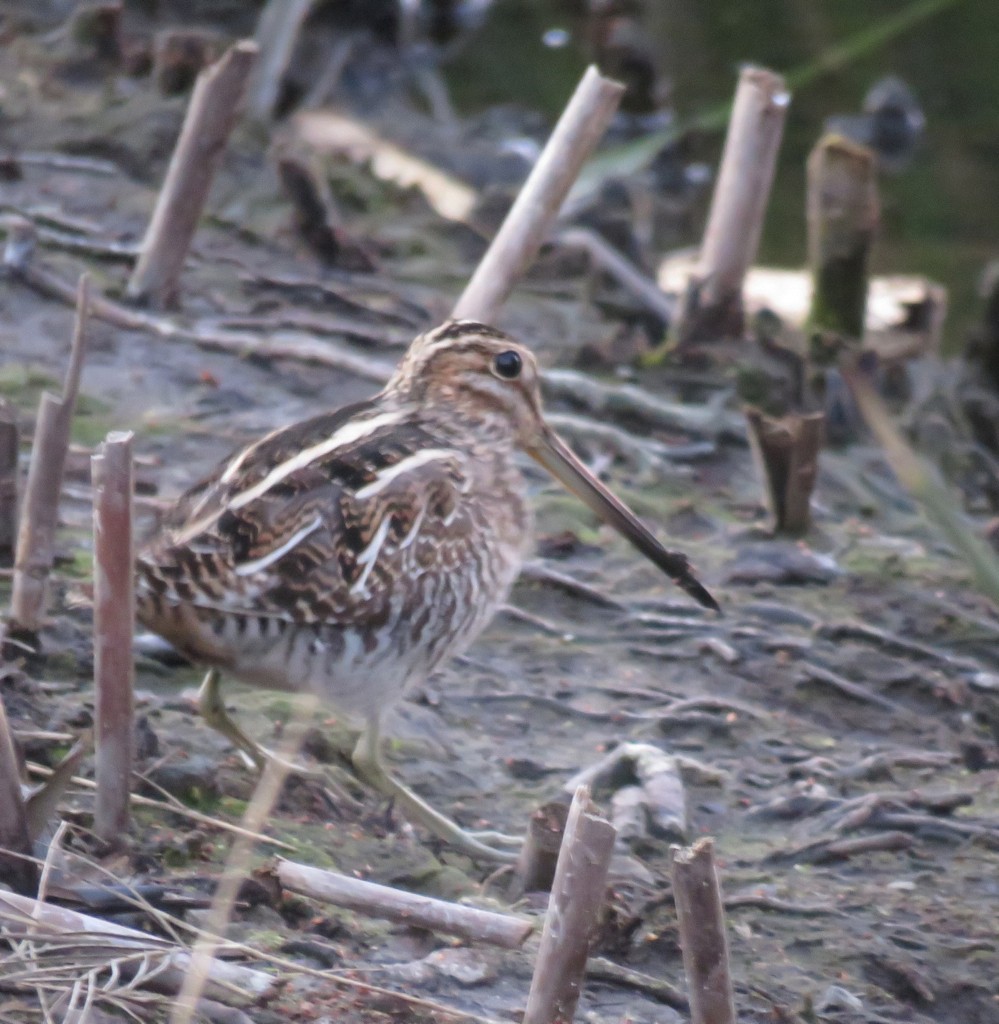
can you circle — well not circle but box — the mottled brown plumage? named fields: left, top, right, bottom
left=137, top=320, right=717, bottom=861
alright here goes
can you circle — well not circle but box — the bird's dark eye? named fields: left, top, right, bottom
left=493, top=350, right=522, bottom=380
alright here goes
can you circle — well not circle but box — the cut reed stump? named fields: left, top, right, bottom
left=246, top=0, right=315, bottom=121
left=0, top=697, right=36, bottom=894
left=744, top=408, right=825, bottom=536
left=126, top=40, right=258, bottom=308
left=671, top=837, right=737, bottom=1024
left=0, top=400, right=18, bottom=565
left=747, top=135, right=878, bottom=533
left=672, top=67, right=789, bottom=346
left=513, top=800, right=570, bottom=896
left=806, top=134, right=880, bottom=365
left=523, top=785, right=616, bottom=1024
left=452, top=65, right=625, bottom=324
left=7, top=275, right=91, bottom=648
left=92, top=431, right=135, bottom=849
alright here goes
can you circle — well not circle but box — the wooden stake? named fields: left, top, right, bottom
left=806, top=134, right=879, bottom=350
left=8, top=275, right=91, bottom=641
left=276, top=859, right=533, bottom=949
left=670, top=837, right=737, bottom=1024
left=92, top=431, right=135, bottom=848
left=674, top=67, right=789, bottom=344
left=246, top=0, right=314, bottom=120
left=0, top=698, right=36, bottom=894
left=452, top=66, right=624, bottom=324
left=0, top=400, right=18, bottom=564
left=523, top=785, right=616, bottom=1024
left=126, top=40, right=259, bottom=308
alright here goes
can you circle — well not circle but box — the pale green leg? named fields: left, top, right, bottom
left=197, top=668, right=329, bottom=781
left=352, top=717, right=523, bottom=864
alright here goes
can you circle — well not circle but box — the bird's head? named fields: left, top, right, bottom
left=389, top=320, right=719, bottom=611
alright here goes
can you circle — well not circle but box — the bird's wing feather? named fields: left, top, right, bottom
left=139, top=406, right=475, bottom=627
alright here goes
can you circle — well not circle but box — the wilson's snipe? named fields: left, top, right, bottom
left=137, top=321, right=718, bottom=861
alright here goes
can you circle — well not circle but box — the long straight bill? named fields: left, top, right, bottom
left=529, top=426, right=720, bottom=611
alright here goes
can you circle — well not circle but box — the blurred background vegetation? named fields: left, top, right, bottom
left=444, top=0, right=998, bottom=350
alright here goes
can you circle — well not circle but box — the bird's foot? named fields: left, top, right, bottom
left=352, top=730, right=522, bottom=864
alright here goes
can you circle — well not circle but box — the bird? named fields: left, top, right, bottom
left=136, top=320, right=718, bottom=862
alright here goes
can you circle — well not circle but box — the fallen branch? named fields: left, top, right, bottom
left=563, top=742, right=688, bottom=842
left=127, top=40, right=259, bottom=307
left=543, top=368, right=744, bottom=439
left=587, top=957, right=688, bottom=1011
left=3, top=244, right=396, bottom=383
left=276, top=859, right=533, bottom=949
left=453, top=66, right=625, bottom=323
left=765, top=830, right=915, bottom=866
left=545, top=412, right=715, bottom=475
left=555, top=226, right=675, bottom=325
left=796, top=661, right=905, bottom=714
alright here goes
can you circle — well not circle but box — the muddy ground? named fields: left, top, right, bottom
left=1, top=5, right=998, bottom=1024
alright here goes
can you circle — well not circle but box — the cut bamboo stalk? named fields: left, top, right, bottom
left=276, top=859, right=533, bottom=948
left=246, top=0, right=314, bottom=120
left=0, top=891, right=276, bottom=1003
left=0, top=400, right=18, bottom=563
left=8, top=275, right=91, bottom=641
left=0, top=698, right=36, bottom=894
left=126, top=40, right=259, bottom=308
left=452, top=65, right=625, bottom=324
left=674, top=67, right=789, bottom=345
left=670, top=837, right=737, bottom=1024
left=92, top=431, right=135, bottom=848
left=806, top=134, right=880, bottom=351
left=523, top=785, right=616, bottom=1024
